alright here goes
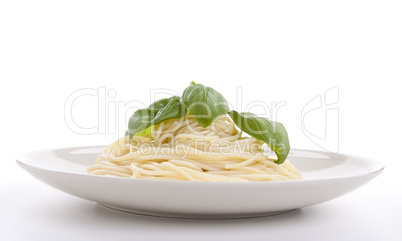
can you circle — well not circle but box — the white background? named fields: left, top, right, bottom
left=1, top=1, right=401, bottom=240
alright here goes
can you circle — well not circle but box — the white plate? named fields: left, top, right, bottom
left=16, top=146, right=384, bottom=219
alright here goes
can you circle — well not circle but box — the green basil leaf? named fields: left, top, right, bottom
left=134, top=125, right=152, bottom=138
left=228, top=110, right=290, bottom=164
left=182, top=83, right=230, bottom=127
left=126, top=96, right=186, bottom=139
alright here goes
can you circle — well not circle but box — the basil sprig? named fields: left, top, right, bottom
left=125, top=82, right=291, bottom=164
left=182, top=83, right=230, bottom=127
left=228, top=111, right=289, bottom=164
left=126, top=96, right=187, bottom=139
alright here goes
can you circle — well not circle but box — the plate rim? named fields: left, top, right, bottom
left=16, top=146, right=385, bottom=185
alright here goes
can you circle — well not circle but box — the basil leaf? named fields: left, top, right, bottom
left=228, top=110, right=290, bottom=164
left=134, top=126, right=152, bottom=138
left=182, top=83, right=230, bottom=127
left=126, top=96, right=186, bottom=139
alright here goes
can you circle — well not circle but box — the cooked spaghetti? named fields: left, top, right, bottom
left=88, top=114, right=302, bottom=181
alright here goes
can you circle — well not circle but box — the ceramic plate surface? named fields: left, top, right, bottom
left=16, top=147, right=384, bottom=219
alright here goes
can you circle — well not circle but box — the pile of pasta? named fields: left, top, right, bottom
left=88, top=115, right=302, bottom=181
